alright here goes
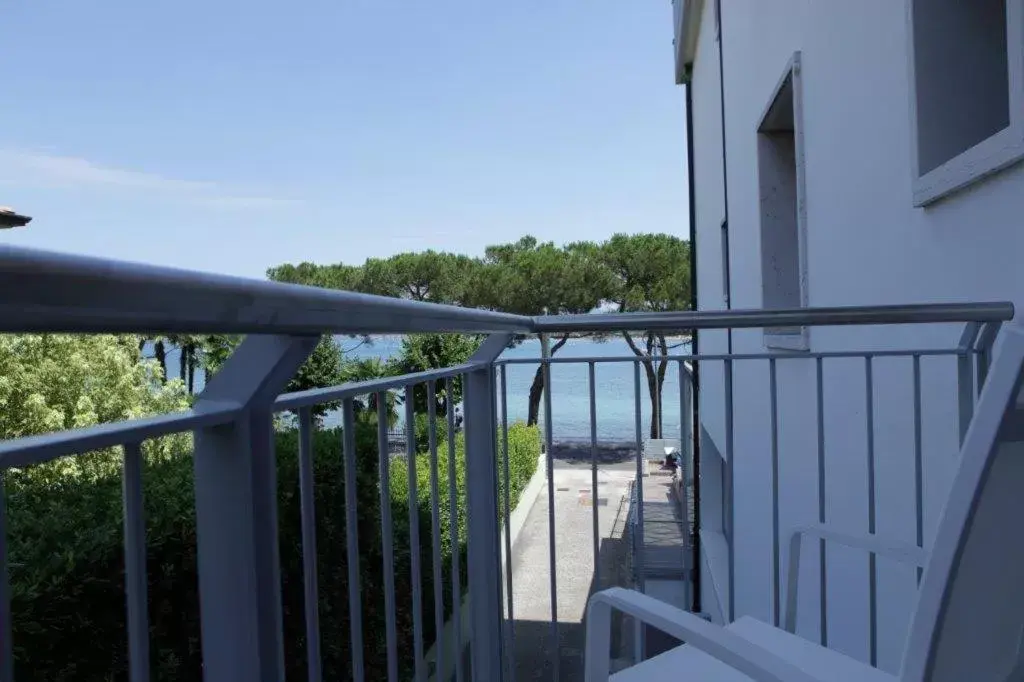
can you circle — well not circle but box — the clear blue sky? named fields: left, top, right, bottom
left=0, top=1, right=689, bottom=278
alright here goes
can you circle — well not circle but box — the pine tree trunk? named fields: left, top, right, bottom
left=642, top=335, right=671, bottom=439
left=527, top=367, right=544, bottom=426
left=187, top=346, right=197, bottom=393
left=644, top=359, right=661, bottom=439
left=525, top=335, right=570, bottom=427
left=178, top=344, right=187, bottom=384
left=155, top=340, right=168, bottom=384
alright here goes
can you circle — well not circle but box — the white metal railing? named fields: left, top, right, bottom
left=495, top=324, right=1006, bottom=671
left=0, top=244, right=1014, bottom=682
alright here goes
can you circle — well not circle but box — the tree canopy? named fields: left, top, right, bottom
left=597, top=234, right=691, bottom=437
left=202, top=334, right=349, bottom=422
left=479, top=236, right=616, bottom=316
left=267, top=233, right=692, bottom=436
left=0, top=334, right=189, bottom=441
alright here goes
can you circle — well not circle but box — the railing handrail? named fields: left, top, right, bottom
left=0, top=245, right=1014, bottom=336
left=0, top=402, right=241, bottom=468
left=0, top=245, right=534, bottom=335
left=533, top=302, right=1015, bottom=333
left=273, top=362, right=482, bottom=411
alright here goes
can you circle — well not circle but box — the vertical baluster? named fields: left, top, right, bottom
left=678, top=361, right=692, bottom=613
left=341, top=399, right=365, bottom=682
left=499, top=367, right=515, bottom=681
left=680, top=362, right=693, bottom=469
left=541, top=336, right=559, bottom=680
left=378, top=393, right=399, bottom=682
left=445, top=376, right=464, bottom=682
left=122, top=441, right=151, bottom=682
left=0, top=472, right=10, bottom=682
left=589, top=363, right=601, bottom=595
left=724, top=358, right=734, bottom=624
left=297, top=408, right=323, bottom=682
left=815, top=358, right=828, bottom=646
left=913, top=355, right=924, bottom=584
left=769, top=359, right=781, bottom=627
left=405, top=386, right=426, bottom=682
left=426, top=381, right=447, bottom=682
left=865, top=358, right=878, bottom=667
left=633, top=361, right=645, bottom=661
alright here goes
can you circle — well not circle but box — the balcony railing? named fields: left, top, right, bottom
left=0, top=245, right=1013, bottom=682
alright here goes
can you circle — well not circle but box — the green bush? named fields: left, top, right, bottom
left=5, top=419, right=540, bottom=680
left=412, top=411, right=450, bottom=454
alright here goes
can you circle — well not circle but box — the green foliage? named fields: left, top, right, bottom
left=0, top=334, right=189, bottom=449
left=594, top=233, right=692, bottom=437
left=198, top=333, right=240, bottom=377
left=497, top=423, right=544, bottom=516
left=482, top=235, right=615, bottom=316
left=203, top=334, right=348, bottom=421
left=388, top=334, right=481, bottom=416
left=6, top=419, right=540, bottom=681
left=265, top=233, right=690, bottom=320
left=392, top=334, right=481, bottom=374
left=360, top=251, right=480, bottom=304
left=386, top=422, right=539, bottom=675
left=266, top=261, right=363, bottom=291
left=6, top=440, right=200, bottom=679
left=265, top=232, right=693, bottom=437
left=288, top=336, right=347, bottom=421
left=412, top=412, right=449, bottom=453
left=478, top=236, right=618, bottom=425
left=597, top=233, right=691, bottom=313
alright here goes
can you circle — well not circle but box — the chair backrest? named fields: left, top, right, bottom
left=901, top=324, right=1024, bottom=682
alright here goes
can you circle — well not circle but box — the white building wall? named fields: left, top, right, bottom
left=687, top=0, right=730, bottom=623
left=686, top=0, right=1024, bottom=673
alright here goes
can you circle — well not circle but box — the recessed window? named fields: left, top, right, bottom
left=910, top=0, right=1024, bottom=205
left=757, top=52, right=808, bottom=350
left=699, top=428, right=726, bottom=536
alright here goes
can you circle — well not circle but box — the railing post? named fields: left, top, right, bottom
left=957, top=323, right=981, bottom=445
left=681, top=363, right=694, bottom=473
left=463, top=334, right=512, bottom=682
left=191, top=334, right=318, bottom=682
left=976, top=321, right=1002, bottom=393
left=678, top=361, right=693, bottom=614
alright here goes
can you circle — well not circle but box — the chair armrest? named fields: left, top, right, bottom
left=585, top=587, right=823, bottom=682
left=784, top=525, right=927, bottom=632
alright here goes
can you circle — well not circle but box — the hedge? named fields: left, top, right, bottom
left=5, top=419, right=540, bottom=680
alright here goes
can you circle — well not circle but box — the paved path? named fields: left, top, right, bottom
left=507, top=451, right=636, bottom=681
left=638, top=472, right=691, bottom=579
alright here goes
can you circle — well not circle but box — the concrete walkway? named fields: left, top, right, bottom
left=508, top=449, right=637, bottom=681
left=639, top=472, right=691, bottom=579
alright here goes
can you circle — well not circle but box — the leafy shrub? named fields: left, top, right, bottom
left=5, top=418, right=540, bottom=681
left=412, top=411, right=450, bottom=454
left=0, top=334, right=189, bottom=448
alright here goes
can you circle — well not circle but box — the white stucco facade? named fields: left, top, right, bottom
left=677, top=1, right=1024, bottom=673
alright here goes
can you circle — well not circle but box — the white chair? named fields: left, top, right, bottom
left=585, top=324, right=1024, bottom=682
